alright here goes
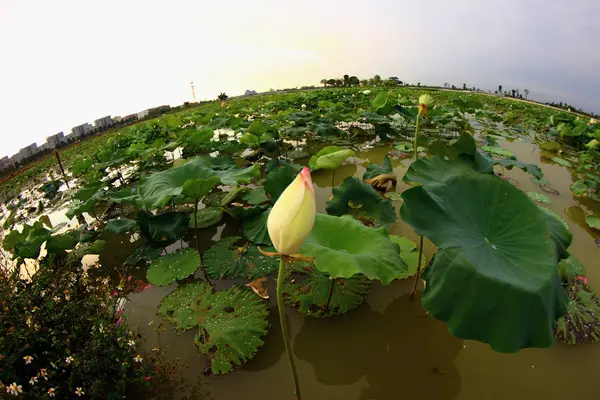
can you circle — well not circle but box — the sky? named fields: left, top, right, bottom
left=1, top=0, right=598, bottom=158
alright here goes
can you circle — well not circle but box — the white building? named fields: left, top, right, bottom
left=72, top=123, right=93, bottom=137
left=94, top=115, right=113, bottom=129
left=46, top=132, right=64, bottom=148
left=19, top=143, right=38, bottom=159
left=137, top=109, right=149, bottom=119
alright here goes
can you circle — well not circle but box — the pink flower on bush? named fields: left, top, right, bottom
left=577, top=275, right=589, bottom=285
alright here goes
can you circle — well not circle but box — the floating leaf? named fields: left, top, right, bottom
left=586, top=215, right=600, bottom=231
left=326, top=177, right=396, bottom=226
left=362, top=156, right=393, bottom=181
left=551, top=157, right=572, bottom=168
left=105, top=218, right=138, bottom=233
left=189, top=207, right=223, bottom=229
left=527, top=192, right=551, bottom=204
left=193, top=286, right=269, bottom=374
left=181, top=176, right=221, bottom=200
left=157, top=281, right=214, bottom=331
left=538, top=206, right=572, bottom=261
left=147, top=248, right=201, bottom=286
left=540, top=141, right=561, bottom=152
left=308, top=146, right=355, bottom=170
left=137, top=211, right=189, bottom=246
left=570, top=180, right=588, bottom=197
left=283, top=272, right=372, bottom=318
left=242, top=209, right=272, bottom=246
left=482, top=145, right=513, bottom=158
left=553, top=278, right=600, bottom=345
left=204, top=236, right=278, bottom=280
left=125, top=245, right=163, bottom=265
left=401, top=170, right=567, bottom=352
left=300, top=214, right=408, bottom=285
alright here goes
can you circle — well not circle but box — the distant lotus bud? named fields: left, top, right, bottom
left=418, top=94, right=434, bottom=116
left=267, top=167, right=316, bottom=255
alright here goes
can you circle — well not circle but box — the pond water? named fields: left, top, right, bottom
left=4, top=135, right=599, bottom=399
left=109, top=138, right=599, bottom=399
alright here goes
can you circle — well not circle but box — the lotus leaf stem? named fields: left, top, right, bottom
left=410, top=235, right=425, bottom=300
left=324, top=277, right=335, bottom=313
left=194, top=199, right=209, bottom=282
left=277, top=256, right=302, bottom=400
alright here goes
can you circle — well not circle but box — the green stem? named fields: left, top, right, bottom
left=194, top=200, right=209, bottom=282
left=277, top=257, right=302, bottom=400
left=410, top=235, right=425, bottom=300
left=411, top=112, right=424, bottom=301
left=324, top=277, right=335, bottom=313
left=413, top=114, right=421, bottom=159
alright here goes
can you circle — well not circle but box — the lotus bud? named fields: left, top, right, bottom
left=418, top=94, right=434, bottom=116
left=267, top=167, right=316, bottom=255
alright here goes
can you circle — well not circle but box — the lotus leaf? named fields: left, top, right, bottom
left=308, top=146, right=355, bottom=170
left=300, top=214, right=408, bottom=285
left=401, top=171, right=568, bottom=352
left=137, top=211, right=189, bottom=246
left=189, top=207, right=223, bottom=229
left=264, top=165, right=296, bottom=202
left=204, top=236, right=278, bottom=280
left=242, top=209, right=272, bottom=246
left=147, top=248, right=201, bottom=286
left=554, top=278, right=600, bottom=344
left=105, top=218, right=138, bottom=233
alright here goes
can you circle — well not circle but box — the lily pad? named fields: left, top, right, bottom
left=586, top=215, right=600, bottom=231
left=551, top=157, right=572, bottom=168
left=193, top=286, right=269, bottom=374
left=137, top=211, right=189, bottom=246
left=401, top=171, right=567, bottom=353
left=553, top=278, right=600, bottom=345
left=300, top=214, right=409, bottom=285
left=204, top=236, right=278, bottom=280
left=308, top=146, right=355, bottom=170
left=125, top=245, right=163, bottom=265
left=362, top=156, right=393, bottom=181
left=264, top=165, right=296, bottom=202
left=326, top=177, right=396, bottom=226
left=482, top=145, right=514, bottom=158
left=570, top=181, right=588, bottom=197
left=241, top=187, right=268, bottom=205
left=147, top=248, right=201, bottom=286
left=157, top=281, right=214, bottom=331
left=283, top=272, right=372, bottom=318
left=189, top=207, right=224, bottom=229
left=527, top=192, right=552, bottom=204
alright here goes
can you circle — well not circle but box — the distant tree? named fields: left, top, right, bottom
left=511, top=89, right=516, bottom=97
left=451, top=85, right=456, bottom=89
left=348, top=76, right=360, bottom=86
left=343, top=74, right=349, bottom=87
left=369, top=75, right=382, bottom=86
left=334, top=79, right=343, bottom=87
left=389, top=76, right=400, bottom=83
left=463, top=83, right=467, bottom=90
left=524, top=89, right=529, bottom=99
left=498, top=85, right=502, bottom=93
left=326, top=78, right=336, bottom=86
left=360, top=79, right=368, bottom=86
left=516, top=89, right=520, bottom=97
left=320, top=79, right=328, bottom=87
left=217, top=93, right=228, bottom=101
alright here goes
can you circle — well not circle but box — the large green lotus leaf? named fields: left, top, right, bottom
left=401, top=172, right=568, bottom=352
left=45, top=232, right=77, bottom=254
left=181, top=176, right=221, bottom=199
left=111, top=187, right=140, bottom=205
left=73, top=182, right=103, bottom=202
left=363, top=155, right=393, bottom=181
left=481, top=145, right=514, bottom=158
left=104, top=218, right=139, bottom=234
left=553, top=278, right=600, bottom=344
left=428, top=132, right=477, bottom=160
left=147, top=248, right=201, bottom=286
left=300, top=214, right=408, bottom=285
left=138, top=161, right=216, bottom=209
left=283, top=271, right=372, bottom=318
left=371, top=91, right=389, bottom=111
left=403, top=155, right=475, bottom=185
left=66, top=198, right=96, bottom=219
left=570, top=180, right=588, bottom=197
left=67, top=239, right=106, bottom=262
left=189, top=207, right=223, bottom=229
left=240, top=133, right=259, bottom=147
left=137, top=211, right=189, bottom=246
left=551, top=156, right=572, bottom=167
left=204, top=236, right=278, bottom=280
left=242, top=209, right=272, bottom=246
left=188, top=156, right=260, bottom=186
left=157, top=281, right=215, bottom=331
left=308, top=146, right=344, bottom=169
left=194, top=286, right=269, bottom=374
left=527, top=192, right=551, bottom=204
left=264, top=165, right=295, bottom=202
left=241, top=187, right=268, bottom=205
left=315, top=149, right=355, bottom=170
left=474, top=151, right=543, bottom=179
left=326, top=177, right=396, bottom=226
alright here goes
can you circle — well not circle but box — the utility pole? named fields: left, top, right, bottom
left=190, top=81, right=196, bottom=103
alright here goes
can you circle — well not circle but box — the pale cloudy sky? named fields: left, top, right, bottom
left=0, top=0, right=598, bottom=158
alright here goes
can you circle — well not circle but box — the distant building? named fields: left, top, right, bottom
left=244, top=89, right=257, bottom=96
left=72, top=123, right=93, bottom=137
left=136, top=110, right=149, bottom=119
left=121, top=113, right=138, bottom=123
left=94, top=115, right=113, bottom=129
left=46, top=132, right=64, bottom=148
left=10, top=153, right=23, bottom=165
left=19, top=143, right=38, bottom=159
left=0, top=156, right=8, bottom=169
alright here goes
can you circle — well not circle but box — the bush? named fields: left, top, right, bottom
left=0, top=257, right=157, bottom=399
